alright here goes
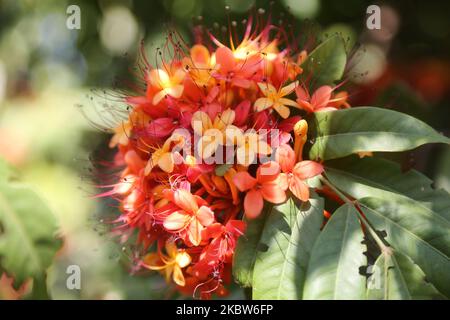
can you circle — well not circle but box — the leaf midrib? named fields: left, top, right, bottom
left=362, top=204, right=449, bottom=260
left=325, top=167, right=450, bottom=225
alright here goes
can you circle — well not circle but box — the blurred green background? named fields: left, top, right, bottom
left=0, top=0, right=448, bottom=299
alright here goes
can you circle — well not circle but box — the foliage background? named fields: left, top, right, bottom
left=0, top=0, right=448, bottom=299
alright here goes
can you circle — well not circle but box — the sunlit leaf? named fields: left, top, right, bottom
left=303, top=203, right=367, bottom=299
left=325, top=156, right=450, bottom=222
left=308, top=107, right=450, bottom=161
left=252, top=194, right=324, bottom=299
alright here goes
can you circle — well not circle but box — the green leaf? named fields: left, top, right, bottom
left=359, top=197, right=450, bottom=297
left=252, top=193, right=324, bottom=299
left=303, top=203, right=367, bottom=299
left=308, top=107, right=450, bottom=161
left=325, top=156, right=450, bottom=222
left=0, top=179, right=62, bottom=285
left=301, top=35, right=347, bottom=89
left=367, top=251, right=445, bottom=300
left=233, top=207, right=270, bottom=288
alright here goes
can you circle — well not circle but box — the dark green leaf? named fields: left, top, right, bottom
left=367, top=251, right=445, bottom=300
left=301, top=35, right=347, bottom=89
left=233, top=207, right=270, bottom=288
left=359, top=197, right=450, bottom=297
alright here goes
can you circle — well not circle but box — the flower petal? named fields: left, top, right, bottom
left=143, top=253, right=166, bottom=270
left=197, top=130, right=222, bottom=158
left=190, top=44, right=210, bottom=65
left=261, top=181, right=287, bottom=204
left=232, top=171, right=258, bottom=191
left=256, top=161, right=281, bottom=183
left=289, top=177, right=310, bottom=202
left=278, top=97, right=300, bottom=108
left=158, top=152, right=174, bottom=173
left=273, top=102, right=291, bottom=119
left=214, top=109, right=235, bottom=130
left=295, top=85, right=310, bottom=101
left=279, top=81, right=298, bottom=97
left=191, top=111, right=212, bottom=135
left=257, top=82, right=277, bottom=96
left=275, top=144, right=296, bottom=173
left=163, top=211, right=190, bottom=231
left=311, top=85, right=332, bottom=109
left=149, top=69, right=170, bottom=88
left=166, top=84, right=184, bottom=99
left=172, top=266, right=186, bottom=286
left=244, top=189, right=264, bottom=219
left=254, top=97, right=274, bottom=112
left=187, top=218, right=204, bottom=246
left=175, top=251, right=192, bottom=268
left=233, top=100, right=251, bottom=126
left=196, top=206, right=215, bottom=226
left=293, top=161, right=324, bottom=180
left=152, top=90, right=167, bottom=105
left=173, top=189, right=199, bottom=213
left=215, top=46, right=236, bottom=73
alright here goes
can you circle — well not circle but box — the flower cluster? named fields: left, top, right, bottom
left=104, top=18, right=350, bottom=299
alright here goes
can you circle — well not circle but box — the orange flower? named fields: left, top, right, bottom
left=143, top=240, right=191, bottom=286
left=183, top=44, right=217, bottom=87
left=254, top=81, right=299, bottom=118
left=276, top=144, right=323, bottom=201
left=163, top=189, right=215, bottom=246
left=233, top=161, right=286, bottom=219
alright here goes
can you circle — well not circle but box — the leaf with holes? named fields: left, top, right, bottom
left=359, top=197, right=450, bottom=297
left=367, top=251, right=445, bottom=300
left=251, top=193, right=324, bottom=299
left=303, top=203, right=367, bottom=299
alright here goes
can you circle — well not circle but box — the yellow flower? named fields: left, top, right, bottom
left=235, top=130, right=272, bottom=166
left=191, top=109, right=241, bottom=159
left=109, top=120, right=133, bottom=148
left=254, top=81, right=299, bottom=118
left=149, top=68, right=185, bottom=105
left=144, top=132, right=186, bottom=175
left=143, top=241, right=191, bottom=286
